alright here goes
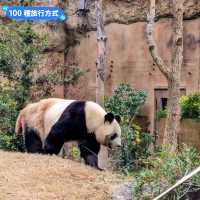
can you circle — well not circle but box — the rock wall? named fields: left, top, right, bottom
left=65, top=19, right=200, bottom=132
left=35, top=0, right=200, bottom=132
left=159, top=119, right=200, bottom=151
left=65, top=0, right=200, bottom=30
left=0, top=0, right=199, bottom=132
left=63, top=1, right=200, bottom=132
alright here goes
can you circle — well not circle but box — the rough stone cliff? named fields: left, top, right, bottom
left=0, top=0, right=199, bottom=131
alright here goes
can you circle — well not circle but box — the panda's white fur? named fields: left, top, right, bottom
left=16, top=98, right=121, bottom=149
left=16, top=98, right=60, bottom=145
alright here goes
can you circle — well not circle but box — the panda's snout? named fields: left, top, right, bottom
left=110, top=137, right=121, bottom=148
left=105, top=133, right=121, bottom=148
left=115, top=143, right=122, bottom=148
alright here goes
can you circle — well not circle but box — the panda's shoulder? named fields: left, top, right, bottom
left=85, top=101, right=100, bottom=107
left=85, top=101, right=106, bottom=115
left=44, top=99, right=76, bottom=115
left=86, top=101, right=104, bottom=109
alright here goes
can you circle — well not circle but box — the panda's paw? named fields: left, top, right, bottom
left=84, top=155, right=101, bottom=170
left=96, top=166, right=104, bottom=171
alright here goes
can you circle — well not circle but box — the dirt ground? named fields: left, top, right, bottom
left=0, top=151, right=123, bottom=200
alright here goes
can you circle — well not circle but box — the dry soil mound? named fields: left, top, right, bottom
left=0, top=151, right=122, bottom=200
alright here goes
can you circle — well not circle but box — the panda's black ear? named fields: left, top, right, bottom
left=115, top=115, right=121, bottom=124
left=104, top=113, right=114, bottom=123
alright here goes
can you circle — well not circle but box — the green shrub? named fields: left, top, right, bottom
left=158, top=93, right=200, bottom=121
left=133, top=145, right=200, bottom=199
left=0, top=23, right=42, bottom=151
left=32, top=64, right=86, bottom=99
left=111, top=124, right=154, bottom=174
left=157, top=109, right=167, bottom=120
left=0, top=133, right=24, bottom=151
left=0, top=81, right=24, bottom=151
left=180, top=93, right=200, bottom=120
left=105, top=83, right=153, bottom=174
left=105, top=83, right=147, bottom=121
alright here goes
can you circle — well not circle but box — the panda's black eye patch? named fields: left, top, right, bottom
left=110, top=133, right=117, bottom=140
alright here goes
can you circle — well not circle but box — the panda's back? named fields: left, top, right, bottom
left=43, top=99, right=75, bottom=140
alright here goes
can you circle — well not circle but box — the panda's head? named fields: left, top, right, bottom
left=85, top=101, right=122, bottom=149
left=95, top=113, right=121, bottom=149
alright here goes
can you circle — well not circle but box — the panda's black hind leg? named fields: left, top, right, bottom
left=24, top=126, right=44, bottom=153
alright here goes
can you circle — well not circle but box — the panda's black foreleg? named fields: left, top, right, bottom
left=24, top=126, right=44, bottom=153
left=79, top=146, right=98, bottom=168
left=78, top=135, right=102, bottom=170
left=44, top=137, right=64, bottom=155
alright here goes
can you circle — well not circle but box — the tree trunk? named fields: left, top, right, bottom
left=146, top=0, right=184, bottom=151
left=163, top=77, right=181, bottom=150
left=95, top=0, right=106, bottom=107
left=63, top=48, right=70, bottom=98
left=163, top=1, right=183, bottom=151
left=95, top=0, right=109, bottom=170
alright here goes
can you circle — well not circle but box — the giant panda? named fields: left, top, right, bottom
left=15, top=98, right=121, bottom=169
